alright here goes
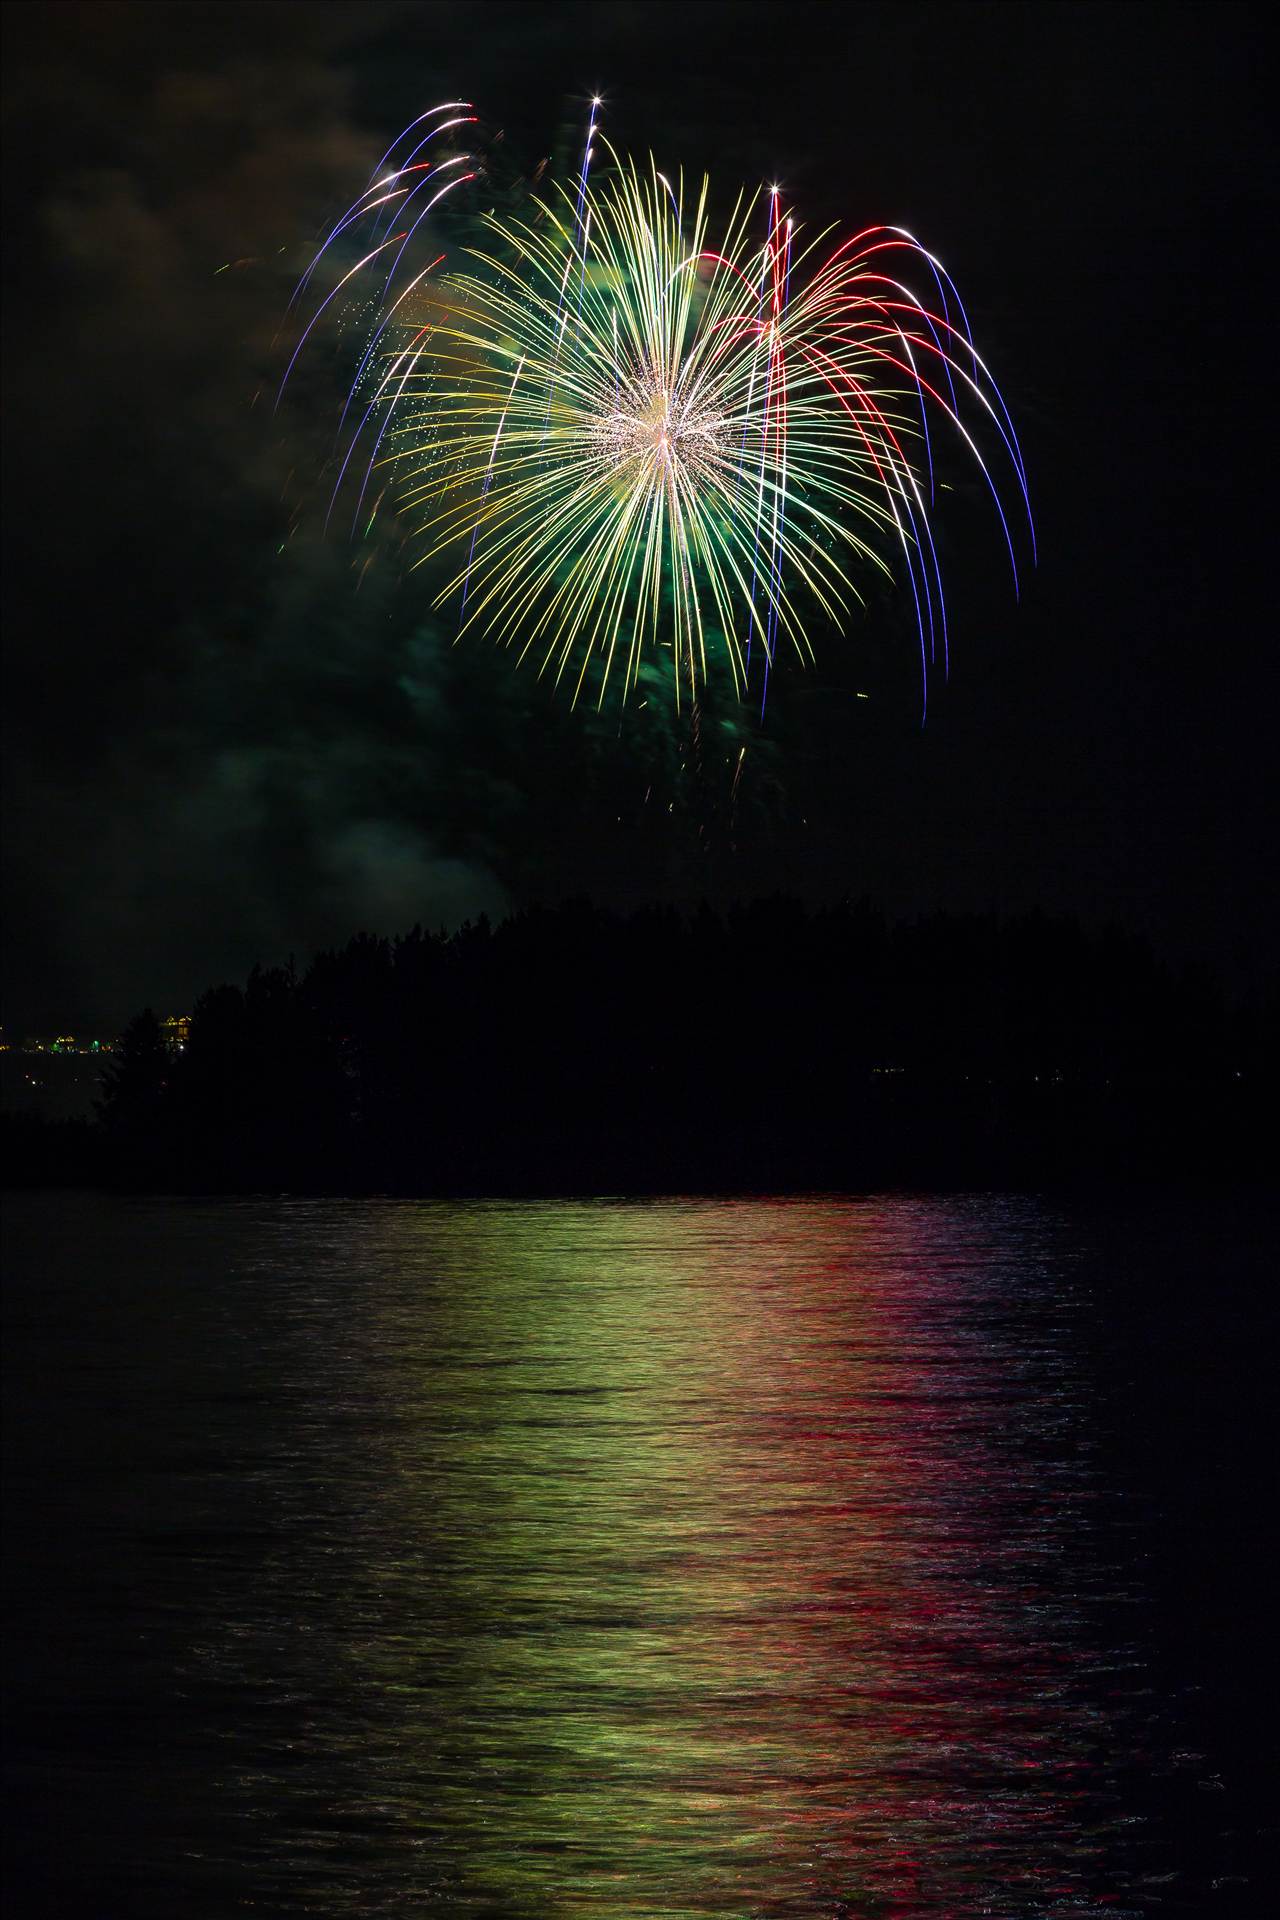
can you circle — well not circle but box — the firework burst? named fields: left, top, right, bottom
left=283, top=102, right=1032, bottom=716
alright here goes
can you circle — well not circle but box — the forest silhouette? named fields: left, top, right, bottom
left=6, top=899, right=1271, bottom=1193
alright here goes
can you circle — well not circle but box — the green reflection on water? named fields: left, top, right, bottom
left=304, top=1198, right=1088, bottom=1916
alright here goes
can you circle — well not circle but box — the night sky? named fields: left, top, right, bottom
left=2, top=0, right=1272, bottom=1033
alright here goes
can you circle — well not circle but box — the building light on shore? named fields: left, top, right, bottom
left=162, top=1014, right=191, bottom=1053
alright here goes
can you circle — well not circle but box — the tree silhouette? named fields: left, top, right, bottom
left=95, top=1008, right=169, bottom=1141
left=23, top=901, right=1262, bottom=1195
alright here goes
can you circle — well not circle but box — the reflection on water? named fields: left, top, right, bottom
left=0, top=1195, right=1245, bottom=1914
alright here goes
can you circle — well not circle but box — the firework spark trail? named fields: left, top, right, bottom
left=737, top=198, right=774, bottom=678
left=813, top=229, right=1034, bottom=546
left=367, top=102, right=473, bottom=188
left=460, top=357, right=526, bottom=619
left=537, top=96, right=603, bottom=449
left=349, top=341, right=427, bottom=538
left=325, top=316, right=437, bottom=534
left=287, top=103, right=473, bottom=313
left=368, top=119, right=478, bottom=245
left=276, top=232, right=410, bottom=408
left=762, top=213, right=795, bottom=712
left=574, top=99, right=602, bottom=323
left=281, top=103, right=1033, bottom=718
left=332, top=250, right=448, bottom=461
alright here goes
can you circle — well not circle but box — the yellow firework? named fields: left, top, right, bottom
left=287, top=104, right=1031, bottom=715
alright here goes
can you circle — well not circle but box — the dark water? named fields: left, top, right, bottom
left=2, top=1193, right=1274, bottom=1916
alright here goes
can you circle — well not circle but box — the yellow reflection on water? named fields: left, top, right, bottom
left=312, top=1198, right=1100, bottom=1916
